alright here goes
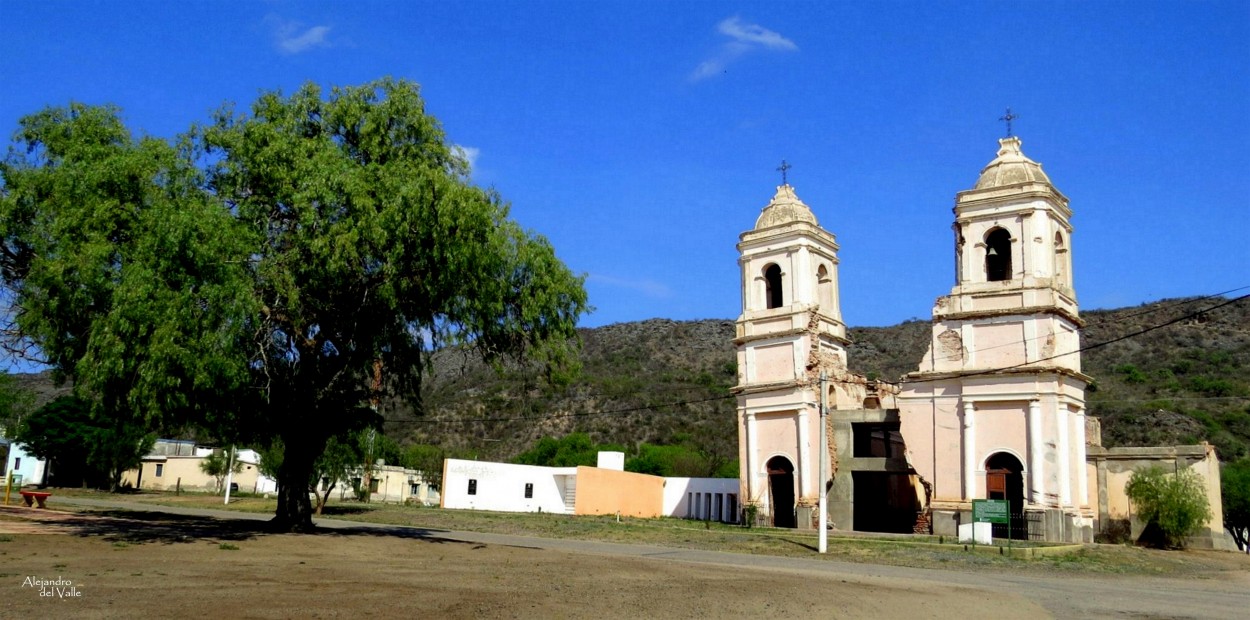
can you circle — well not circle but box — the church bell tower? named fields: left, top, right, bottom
left=898, top=136, right=1093, bottom=542
left=733, top=182, right=857, bottom=527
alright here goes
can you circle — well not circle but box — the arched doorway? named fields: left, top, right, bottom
left=985, top=452, right=1027, bottom=540
left=766, top=456, right=796, bottom=528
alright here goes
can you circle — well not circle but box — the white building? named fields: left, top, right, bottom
left=441, top=452, right=738, bottom=522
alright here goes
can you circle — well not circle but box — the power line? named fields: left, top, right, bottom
left=401, top=289, right=1250, bottom=426
left=395, top=392, right=737, bottom=426
left=1087, top=396, right=1250, bottom=404
left=1083, top=286, right=1249, bottom=324
left=884, top=293, right=1250, bottom=386
left=897, top=286, right=1249, bottom=362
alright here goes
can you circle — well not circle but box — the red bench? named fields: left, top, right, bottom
left=18, top=491, right=51, bottom=509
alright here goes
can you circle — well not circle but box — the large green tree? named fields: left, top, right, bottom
left=0, top=79, right=588, bottom=530
left=0, top=103, right=249, bottom=487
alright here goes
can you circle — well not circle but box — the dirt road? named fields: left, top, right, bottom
left=1, top=499, right=1246, bottom=619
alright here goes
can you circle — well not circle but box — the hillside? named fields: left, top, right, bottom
left=392, top=295, right=1250, bottom=464
left=10, top=296, right=1249, bottom=464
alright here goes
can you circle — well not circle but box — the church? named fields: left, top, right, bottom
left=732, top=134, right=1225, bottom=545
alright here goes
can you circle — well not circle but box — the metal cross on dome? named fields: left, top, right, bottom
left=999, top=108, right=1019, bottom=138
left=777, top=160, right=792, bottom=185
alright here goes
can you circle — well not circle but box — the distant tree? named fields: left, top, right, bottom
left=515, top=433, right=623, bottom=468
left=1126, top=466, right=1212, bottom=549
left=14, top=396, right=154, bottom=490
left=199, top=449, right=245, bottom=494
left=256, top=440, right=284, bottom=483
left=1222, top=458, right=1250, bottom=552
left=403, top=444, right=451, bottom=492
left=625, top=443, right=729, bottom=478
left=310, top=432, right=366, bottom=514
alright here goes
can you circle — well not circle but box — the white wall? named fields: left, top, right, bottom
left=441, top=459, right=575, bottom=514
left=3, top=441, right=47, bottom=486
left=663, top=478, right=739, bottom=522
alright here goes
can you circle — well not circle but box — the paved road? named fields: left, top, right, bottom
left=55, top=497, right=1249, bottom=619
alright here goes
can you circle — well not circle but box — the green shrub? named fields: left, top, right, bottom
left=1125, top=466, right=1212, bottom=549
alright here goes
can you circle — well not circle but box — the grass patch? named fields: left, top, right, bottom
left=218, top=543, right=239, bottom=551
left=43, top=487, right=1244, bottom=577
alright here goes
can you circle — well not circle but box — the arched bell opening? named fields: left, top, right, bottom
left=985, top=228, right=1012, bottom=282
left=764, top=264, right=784, bottom=309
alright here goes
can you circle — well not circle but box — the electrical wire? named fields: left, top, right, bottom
left=400, top=289, right=1249, bottom=426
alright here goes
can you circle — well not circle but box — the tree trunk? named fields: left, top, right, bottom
left=271, top=435, right=320, bottom=532
left=313, top=483, right=334, bottom=516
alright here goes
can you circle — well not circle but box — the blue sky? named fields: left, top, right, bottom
left=2, top=1, right=1247, bottom=337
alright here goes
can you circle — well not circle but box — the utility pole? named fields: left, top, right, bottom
left=223, top=445, right=236, bottom=505
left=819, top=371, right=828, bottom=554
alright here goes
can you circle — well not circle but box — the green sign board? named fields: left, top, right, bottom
left=972, top=499, right=1010, bottom=524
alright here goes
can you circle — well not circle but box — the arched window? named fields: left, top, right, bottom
left=764, top=264, right=783, bottom=309
left=985, top=228, right=1012, bottom=282
left=1054, top=231, right=1067, bottom=284
left=816, top=264, right=833, bottom=311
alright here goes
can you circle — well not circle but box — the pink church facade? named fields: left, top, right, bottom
left=736, top=137, right=1095, bottom=542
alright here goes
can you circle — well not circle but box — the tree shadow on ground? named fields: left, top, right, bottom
left=9, top=507, right=478, bottom=548
left=775, top=535, right=817, bottom=552
left=317, top=505, right=374, bottom=516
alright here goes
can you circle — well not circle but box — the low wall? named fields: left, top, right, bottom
left=662, top=477, right=739, bottom=522
left=441, top=459, right=574, bottom=514
left=574, top=467, right=664, bottom=518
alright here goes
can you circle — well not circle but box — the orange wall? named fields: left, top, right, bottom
left=573, top=467, right=664, bottom=518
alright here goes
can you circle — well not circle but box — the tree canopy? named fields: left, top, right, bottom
left=1222, top=458, right=1250, bottom=552
left=0, top=78, right=589, bottom=529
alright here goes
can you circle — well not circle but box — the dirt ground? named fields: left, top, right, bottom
left=0, top=506, right=1052, bottom=619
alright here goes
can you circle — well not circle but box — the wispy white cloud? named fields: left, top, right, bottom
left=690, top=16, right=797, bottom=82
left=588, top=274, right=674, bottom=299
left=452, top=144, right=480, bottom=170
left=718, top=16, right=798, bottom=51
left=267, top=16, right=332, bottom=55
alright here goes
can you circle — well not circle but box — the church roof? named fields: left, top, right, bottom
left=973, top=136, right=1052, bottom=190
left=754, top=184, right=818, bottom=229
